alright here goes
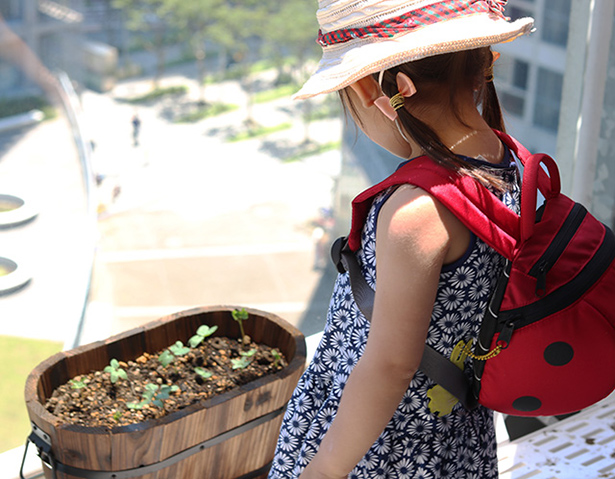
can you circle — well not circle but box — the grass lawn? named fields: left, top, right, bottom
left=285, top=141, right=342, bottom=162
left=228, top=122, right=292, bottom=142
left=0, top=336, right=62, bottom=453
left=174, top=102, right=238, bottom=123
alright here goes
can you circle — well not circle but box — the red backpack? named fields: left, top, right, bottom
left=333, top=131, right=615, bottom=416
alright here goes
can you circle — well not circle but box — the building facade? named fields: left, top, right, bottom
left=0, top=0, right=84, bottom=98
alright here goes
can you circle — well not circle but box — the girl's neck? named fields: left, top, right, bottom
left=416, top=99, right=504, bottom=164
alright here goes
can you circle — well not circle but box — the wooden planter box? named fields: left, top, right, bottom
left=24, top=306, right=306, bottom=479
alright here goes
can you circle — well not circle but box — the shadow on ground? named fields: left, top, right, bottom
left=297, top=263, right=337, bottom=337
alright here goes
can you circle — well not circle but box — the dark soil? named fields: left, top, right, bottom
left=44, top=335, right=287, bottom=429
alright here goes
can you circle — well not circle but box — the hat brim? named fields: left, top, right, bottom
left=293, top=12, right=534, bottom=100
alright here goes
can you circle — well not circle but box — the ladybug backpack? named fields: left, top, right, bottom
left=332, top=131, right=615, bottom=417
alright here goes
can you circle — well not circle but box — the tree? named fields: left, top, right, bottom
left=112, top=0, right=175, bottom=87
left=162, top=0, right=227, bottom=104
left=260, top=0, right=320, bottom=86
left=211, top=0, right=270, bottom=127
left=260, top=0, right=321, bottom=142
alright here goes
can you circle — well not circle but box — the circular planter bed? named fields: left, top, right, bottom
left=24, top=306, right=306, bottom=479
left=0, top=193, right=38, bottom=228
left=0, top=256, right=31, bottom=295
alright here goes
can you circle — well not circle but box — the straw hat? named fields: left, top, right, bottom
left=294, top=0, right=534, bottom=100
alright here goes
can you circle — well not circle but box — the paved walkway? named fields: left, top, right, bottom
left=78, top=65, right=342, bottom=344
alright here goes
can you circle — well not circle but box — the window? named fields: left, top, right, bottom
left=541, top=0, right=571, bottom=47
left=507, top=6, right=533, bottom=22
left=500, top=91, right=525, bottom=117
left=0, top=0, right=22, bottom=20
left=512, top=60, right=529, bottom=90
left=496, top=57, right=530, bottom=118
left=533, top=67, right=563, bottom=132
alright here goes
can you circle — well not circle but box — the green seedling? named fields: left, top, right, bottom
left=158, top=350, right=175, bottom=367
left=232, top=308, right=249, bottom=344
left=194, top=367, right=213, bottom=380
left=169, top=341, right=190, bottom=356
left=231, top=348, right=257, bottom=370
left=104, top=359, right=128, bottom=384
left=189, top=325, right=218, bottom=348
left=70, top=378, right=87, bottom=389
left=158, top=341, right=190, bottom=367
left=127, top=383, right=179, bottom=410
left=271, top=349, right=282, bottom=368
left=112, top=410, right=123, bottom=422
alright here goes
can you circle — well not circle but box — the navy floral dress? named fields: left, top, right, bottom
left=269, top=153, right=520, bottom=479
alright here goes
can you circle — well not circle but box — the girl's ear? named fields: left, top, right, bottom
left=396, top=72, right=417, bottom=98
left=348, top=76, right=381, bottom=108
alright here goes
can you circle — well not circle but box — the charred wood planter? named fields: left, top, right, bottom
left=23, top=306, right=306, bottom=479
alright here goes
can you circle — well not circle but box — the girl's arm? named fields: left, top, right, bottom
left=299, top=184, right=469, bottom=479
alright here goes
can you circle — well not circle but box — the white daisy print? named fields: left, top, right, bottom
left=318, top=406, right=336, bottom=429
left=438, top=286, right=462, bottom=310
left=321, top=348, right=339, bottom=370
left=470, top=276, right=491, bottom=300
left=451, top=266, right=476, bottom=289
left=372, top=436, right=390, bottom=455
left=287, top=413, right=307, bottom=436
left=278, top=428, right=298, bottom=452
left=459, top=300, right=477, bottom=320
left=340, top=348, right=358, bottom=375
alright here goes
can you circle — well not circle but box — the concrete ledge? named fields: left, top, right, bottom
left=1, top=442, right=44, bottom=479
left=0, top=110, right=44, bottom=133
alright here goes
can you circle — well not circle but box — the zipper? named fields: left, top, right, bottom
left=528, top=203, right=587, bottom=296
left=503, top=225, right=615, bottom=329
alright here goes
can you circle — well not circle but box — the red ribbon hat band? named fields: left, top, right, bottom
left=317, top=0, right=510, bottom=47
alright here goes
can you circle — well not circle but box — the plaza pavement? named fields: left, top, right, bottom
left=79, top=67, right=343, bottom=344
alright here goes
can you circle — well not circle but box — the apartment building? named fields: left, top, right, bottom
left=495, top=0, right=571, bottom=156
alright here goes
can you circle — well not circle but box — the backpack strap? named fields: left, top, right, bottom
left=331, top=236, right=478, bottom=410
left=348, top=155, right=520, bottom=259
left=347, top=130, right=559, bottom=257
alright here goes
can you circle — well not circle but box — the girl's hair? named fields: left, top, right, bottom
left=340, top=47, right=506, bottom=186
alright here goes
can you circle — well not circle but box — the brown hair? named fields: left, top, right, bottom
left=340, top=47, right=506, bottom=186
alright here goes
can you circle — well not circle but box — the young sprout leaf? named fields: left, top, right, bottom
left=158, top=350, right=175, bottom=367
left=104, top=358, right=127, bottom=384
left=189, top=325, right=218, bottom=348
left=231, top=349, right=257, bottom=369
left=194, top=367, right=213, bottom=379
left=127, top=383, right=178, bottom=410
left=271, top=349, right=282, bottom=367
left=70, top=379, right=87, bottom=389
left=188, top=334, right=203, bottom=348
left=197, top=325, right=218, bottom=338
left=169, top=341, right=190, bottom=356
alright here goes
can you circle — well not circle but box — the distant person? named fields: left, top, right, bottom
left=131, top=113, right=141, bottom=146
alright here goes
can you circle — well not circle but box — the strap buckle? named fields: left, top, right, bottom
left=330, top=236, right=349, bottom=274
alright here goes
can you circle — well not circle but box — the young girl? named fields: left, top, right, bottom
left=269, top=1, right=534, bottom=478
